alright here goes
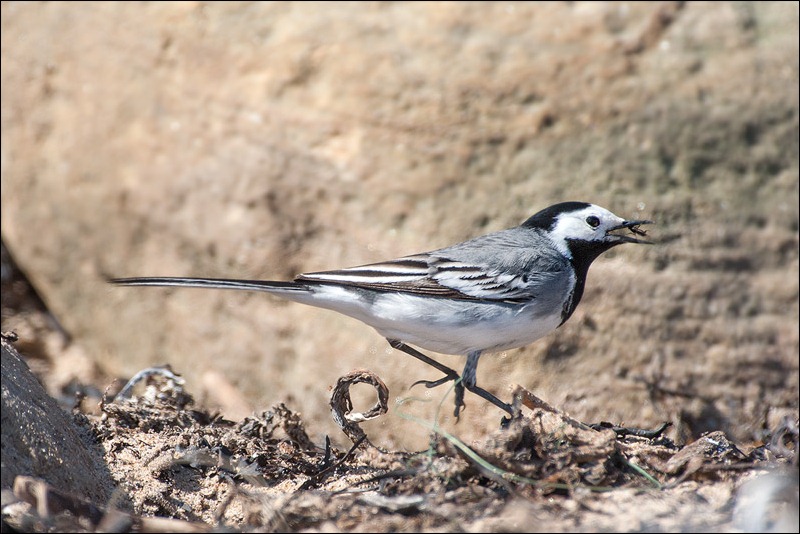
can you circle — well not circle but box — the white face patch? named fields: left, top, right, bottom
left=545, top=205, right=626, bottom=258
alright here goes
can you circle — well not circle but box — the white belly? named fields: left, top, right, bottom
left=289, top=284, right=566, bottom=356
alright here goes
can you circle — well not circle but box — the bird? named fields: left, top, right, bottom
left=111, top=201, right=653, bottom=418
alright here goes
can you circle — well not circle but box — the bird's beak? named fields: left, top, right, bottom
left=607, top=219, right=654, bottom=244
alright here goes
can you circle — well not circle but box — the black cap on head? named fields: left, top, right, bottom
left=521, top=201, right=592, bottom=230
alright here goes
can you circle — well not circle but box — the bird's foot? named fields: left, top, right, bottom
left=411, top=372, right=466, bottom=418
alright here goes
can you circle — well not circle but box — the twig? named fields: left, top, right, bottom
left=13, top=476, right=211, bottom=532
left=329, top=369, right=389, bottom=446
left=114, top=365, right=184, bottom=400
left=588, top=421, right=672, bottom=439
left=297, top=435, right=367, bottom=490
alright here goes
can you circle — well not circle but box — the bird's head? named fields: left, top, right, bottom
left=522, top=201, right=653, bottom=259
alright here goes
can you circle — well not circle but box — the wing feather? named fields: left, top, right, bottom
left=295, top=231, right=568, bottom=304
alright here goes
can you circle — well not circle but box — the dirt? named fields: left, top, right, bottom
left=3, top=355, right=798, bottom=532
left=72, top=383, right=799, bottom=532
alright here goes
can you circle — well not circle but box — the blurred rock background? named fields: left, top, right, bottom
left=2, top=1, right=797, bottom=450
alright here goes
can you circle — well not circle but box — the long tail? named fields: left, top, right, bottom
left=109, top=277, right=309, bottom=293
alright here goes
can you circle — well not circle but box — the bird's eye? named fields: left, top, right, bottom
left=585, top=215, right=600, bottom=228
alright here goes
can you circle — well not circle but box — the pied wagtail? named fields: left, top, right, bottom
left=111, top=201, right=652, bottom=417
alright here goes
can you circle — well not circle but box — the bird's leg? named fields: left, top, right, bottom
left=461, top=351, right=513, bottom=416
left=386, top=339, right=465, bottom=417
left=387, top=341, right=513, bottom=418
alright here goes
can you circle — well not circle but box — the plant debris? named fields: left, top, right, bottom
left=3, top=367, right=796, bottom=532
